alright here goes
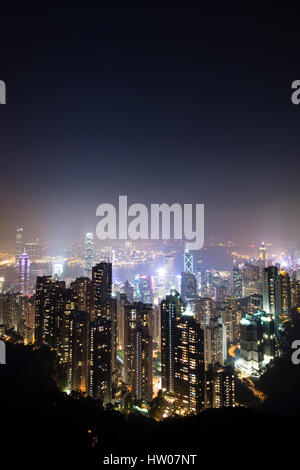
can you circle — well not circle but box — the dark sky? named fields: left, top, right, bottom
left=1, top=5, right=300, bottom=245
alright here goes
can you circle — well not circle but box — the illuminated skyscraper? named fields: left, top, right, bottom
left=233, top=266, right=242, bottom=299
left=124, top=280, right=134, bottom=303
left=242, top=263, right=260, bottom=297
left=135, top=275, right=153, bottom=304
left=204, top=316, right=227, bottom=370
left=164, top=255, right=175, bottom=292
left=117, top=293, right=130, bottom=351
left=194, top=297, right=215, bottom=329
left=161, top=290, right=184, bottom=394
left=291, top=279, right=300, bottom=308
left=70, top=277, right=92, bottom=314
left=184, top=250, right=194, bottom=274
left=123, top=302, right=153, bottom=402
left=263, top=266, right=279, bottom=338
left=34, top=276, right=75, bottom=355
left=84, top=232, right=94, bottom=278
left=258, top=241, right=268, bottom=268
left=92, top=262, right=112, bottom=319
left=0, top=292, right=28, bottom=334
left=239, top=310, right=275, bottom=375
left=89, top=318, right=112, bottom=402
left=200, top=270, right=216, bottom=298
left=205, top=365, right=235, bottom=409
left=110, top=297, right=118, bottom=385
left=15, top=226, right=24, bottom=262
left=34, top=276, right=52, bottom=347
left=70, top=310, right=89, bottom=393
left=181, top=272, right=197, bottom=302
left=278, top=271, right=291, bottom=321
left=18, top=250, right=31, bottom=296
left=174, top=310, right=205, bottom=414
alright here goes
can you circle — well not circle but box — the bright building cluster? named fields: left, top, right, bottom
left=0, top=232, right=299, bottom=417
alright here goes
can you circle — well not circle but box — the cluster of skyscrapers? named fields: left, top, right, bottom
left=1, top=235, right=300, bottom=415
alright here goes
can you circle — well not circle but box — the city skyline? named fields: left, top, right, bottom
left=1, top=5, right=300, bottom=463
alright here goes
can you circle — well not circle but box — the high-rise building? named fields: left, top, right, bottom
left=184, top=250, right=193, bottom=274
left=291, top=279, right=300, bottom=308
left=34, top=276, right=52, bottom=347
left=70, top=277, right=92, bottom=314
left=124, top=280, right=134, bottom=303
left=205, top=365, right=235, bottom=409
left=181, top=272, right=197, bottom=302
left=278, top=271, right=291, bottom=321
left=164, top=255, right=175, bottom=292
left=34, top=276, right=75, bottom=353
left=92, top=262, right=112, bottom=320
left=15, top=226, right=24, bottom=262
left=70, top=310, right=89, bottom=393
left=123, top=302, right=153, bottom=402
left=258, top=242, right=268, bottom=268
left=24, top=295, right=35, bottom=344
left=238, top=310, right=275, bottom=375
left=0, top=292, right=28, bottom=333
left=233, top=266, right=242, bottom=299
left=194, top=297, right=215, bottom=329
left=204, top=316, right=227, bottom=370
left=161, top=290, right=184, bottom=394
left=263, top=266, right=279, bottom=338
left=19, top=250, right=31, bottom=295
left=89, top=318, right=112, bottom=402
left=110, top=297, right=118, bottom=385
left=117, top=293, right=130, bottom=351
left=242, top=263, right=260, bottom=297
left=133, top=325, right=153, bottom=402
left=174, top=310, right=205, bottom=414
left=84, top=232, right=94, bottom=278
left=200, top=270, right=216, bottom=298
left=135, top=275, right=153, bottom=304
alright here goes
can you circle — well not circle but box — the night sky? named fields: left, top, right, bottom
left=1, top=5, right=300, bottom=245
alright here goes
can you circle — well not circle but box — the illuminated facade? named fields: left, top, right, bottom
left=204, top=316, right=227, bottom=370
left=89, top=318, right=112, bottom=402
left=84, top=232, right=94, bottom=278
left=174, top=311, right=205, bottom=414
left=70, top=310, right=89, bottom=393
left=15, top=226, right=23, bottom=262
left=124, top=280, right=134, bottom=303
left=233, top=266, right=242, bottom=299
left=18, top=250, right=31, bottom=295
left=263, top=266, right=279, bottom=338
left=194, top=297, right=215, bottom=330
left=70, top=276, right=92, bottom=314
left=242, top=263, right=260, bottom=297
left=184, top=250, right=193, bottom=274
left=238, top=310, right=275, bottom=376
left=161, top=290, right=184, bottom=394
left=205, top=365, right=235, bottom=408
left=135, top=275, right=153, bottom=304
left=258, top=242, right=268, bottom=268
left=164, top=255, right=175, bottom=292
left=181, top=272, right=197, bottom=302
left=123, top=302, right=153, bottom=402
left=92, top=262, right=112, bottom=319
left=278, top=271, right=291, bottom=321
